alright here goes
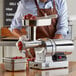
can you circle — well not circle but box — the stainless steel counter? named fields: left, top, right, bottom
left=0, top=62, right=76, bottom=76
left=0, top=41, right=17, bottom=46
left=0, top=41, right=16, bottom=46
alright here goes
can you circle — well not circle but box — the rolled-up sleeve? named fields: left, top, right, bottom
left=9, top=1, right=25, bottom=31
left=55, top=0, right=68, bottom=37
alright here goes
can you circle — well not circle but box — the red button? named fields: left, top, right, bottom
left=58, top=56, right=62, bottom=59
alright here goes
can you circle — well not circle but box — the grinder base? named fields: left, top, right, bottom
left=29, top=60, right=68, bottom=70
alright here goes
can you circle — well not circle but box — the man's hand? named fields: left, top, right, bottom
left=53, top=34, right=63, bottom=39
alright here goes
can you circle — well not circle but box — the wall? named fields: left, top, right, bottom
left=0, top=0, right=24, bottom=63
left=66, top=0, right=76, bottom=61
left=67, top=0, right=76, bottom=15
left=0, top=0, right=3, bottom=63
left=0, top=0, right=76, bottom=63
left=0, top=0, right=3, bottom=28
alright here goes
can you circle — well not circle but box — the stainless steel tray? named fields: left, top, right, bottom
left=22, top=14, right=57, bottom=26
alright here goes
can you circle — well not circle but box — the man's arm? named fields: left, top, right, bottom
left=54, top=0, right=68, bottom=39
left=9, top=1, right=26, bottom=38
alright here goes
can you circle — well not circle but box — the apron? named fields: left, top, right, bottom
left=34, top=0, right=58, bottom=39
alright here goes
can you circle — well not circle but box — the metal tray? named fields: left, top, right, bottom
left=22, top=14, right=57, bottom=26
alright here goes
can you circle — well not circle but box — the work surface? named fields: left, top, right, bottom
left=0, top=62, right=76, bottom=76
left=0, top=41, right=16, bottom=46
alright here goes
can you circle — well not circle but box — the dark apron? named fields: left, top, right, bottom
left=34, top=0, right=58, bottom=39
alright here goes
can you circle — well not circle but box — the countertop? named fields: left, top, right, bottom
left=0, top=62, right=76, bottom=76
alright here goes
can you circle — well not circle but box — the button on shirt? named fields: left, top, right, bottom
left=10, top=0, right=68, bottom=37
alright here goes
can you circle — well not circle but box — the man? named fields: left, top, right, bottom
left=10, top=0, right=68, bottom=39
left=10, top=0, right=68, bottom=58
